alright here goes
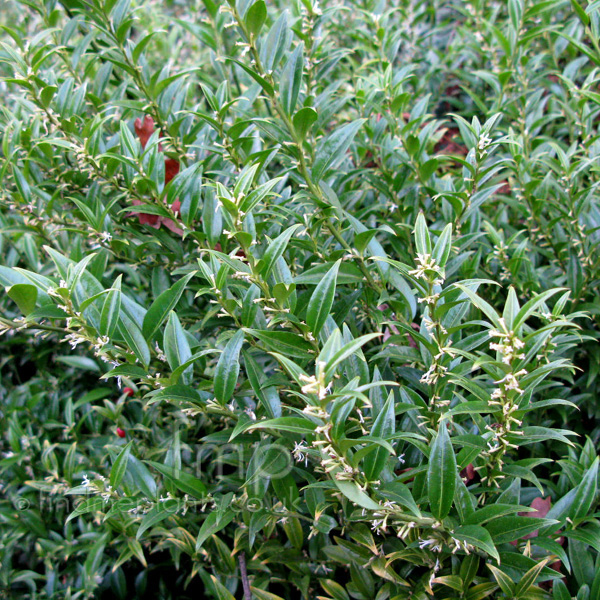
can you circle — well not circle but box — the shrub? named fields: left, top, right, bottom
left=1, top=0, right=599, bottom=598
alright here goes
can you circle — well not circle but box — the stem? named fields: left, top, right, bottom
left=238, top=552, right=252, bottom=600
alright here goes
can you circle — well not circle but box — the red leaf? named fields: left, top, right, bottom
left=134, top=115, right=156, bottom=149
left=164, top=158, right=180, bottom=185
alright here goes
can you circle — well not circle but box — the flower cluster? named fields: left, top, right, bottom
left=481, top=321, right=530, bottom=483
left=408, top=253, right=444, bottom=285
left=488, top=322, right=526, bottom=365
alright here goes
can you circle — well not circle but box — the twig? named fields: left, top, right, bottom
left=238, top=552, right=252, bottom=600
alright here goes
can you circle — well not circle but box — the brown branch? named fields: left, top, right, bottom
left=238, top=552, right=252, bottom=600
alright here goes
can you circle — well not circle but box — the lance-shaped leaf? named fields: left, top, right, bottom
left=110, top=440, right=133, bottom=489
left=333, top=479, right=381, bottom=510
left=244, top=328, right=313, bottom=359
left=312, top=119, right=365, bottom=182
left=323, top=333, right=380, bottom=382
left=119, top=312, right=150, bottom=367
left=164, top=311, right=193, bottom=384
left=280, top=42, right=304, bottom=115
left=306, top=259, right=340, bottom=338
left=431, top=222, right=453, bottom=268
left=214, top=330, right=245, bottom=405
left=260, top=10, right=290, bottom=72
left=142, top=272, right=195, bottom=340
left=453, top=525, right=499, bottom=561
left=100, top=275, right=122, bottom=337
left=427, top=421, right=457, bottom=520
left=569, top=457, right=598, bottom=521
left=195, top=508, right=235, bottom=551
left=260, top=223, right=302, bottom=278
left=363, top=391, right=395, bottom=481
left=146, top=461, right=207, bottom=499
left=414, top=212, right=432, bottom=256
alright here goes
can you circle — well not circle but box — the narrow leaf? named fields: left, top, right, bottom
left=214, top=330, right=245, bottom=405
left=427, top=421, right=457, bottom=520
left=306, top=259, right=340, bottom=337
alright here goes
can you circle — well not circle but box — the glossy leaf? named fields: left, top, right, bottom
left=213, top=330, right=245, bottom=405
left=427, top=421, right=457, bottom=520
left=306, top=259, right=340, bottom=337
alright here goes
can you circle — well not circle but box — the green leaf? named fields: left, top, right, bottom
left=40, top=84, right=57, bottom=107
left=7, top=283, right=38, bottom=315
left=126, top=454, right=157, bottom=499
left=312, top=119, right=365, bottom=182
left=228, top=58, right=274, bottom=96
left=403, top=134, right=420, bottom=158
left=247, top=417, right=317, bottom=434
left=553, top=580, right=571, bottom=600
left=146, top=461, right=207, bottom=499
left=100, top=275, right=122, bottom=337
left=210, top=575, right=236, bottom=600
left=233, top=162, right=260, bottom=198
left=419, top=157, right=438, bottom=180
left=378, top=481, right=421, bottom=518
left=260, top=223, right=302, bottom=278
left=306, top=259, right=340, bottom=337
left=67, top=496, right=105, bottom=523
left=563, top=525, right=600, bottom=553
left=515, top=558, right=553, bottom=598
left=169, top=349, right=220, bottom=385
left=556, top=31, right=600, bottom=66
left=464, top=503, right=534, bottom=526
left=427, top=421, right=457, bottom=520
left=132, top=30, right=162, bottom=63
left=512, top=288, right=564, bottom=332
left=250, top=588, right=286, bottom=600
left=243, top=350, right=282, bottom=418
left=414, top=212, right=432, bottom=256
left=213, top=330, right=245, bottom=405
left=119, top=312, right=151, bottom=367
left=431, top=223, right=453, bottom=269
left=245, top=0, right=267, bottom=36
left=12, top=165, right=31, bottom=201
left=195, top=509, right=235, bottom=550
left=164, top=312, right=193, bottom=384
left=136, top=502, right=175, bottom=540
left=269, top=351, right=309, bottom=386
left=110, top=440, right=133, bottom=489
left=149, top=384, right=203, bottom=406
left=571, top=0, right=590, bottom=26
left=142, top=272, right=195, bottom=340
left=27, top=305, right=68, bottom=320
left=488, top=565, right=515, bottom=597
left=453, top=283, right=501, bottom=328
left=353, top=230, right=378, bottom=255
left=485, top=516, right=559, bottom=544
left=363, top=392, right=395, bottom=481
left=502, top=286, right=520, bottom=332
left=293, top=106, right=318, bottom=139
left=101, top=364, right=148, bottom=380
left=245, top=328, right=313, bottom=359
left=260, top=10, right=290, bottom=72
left=333, top=479, right=381, bottom=510
left=280, top=42, right=304, bottom=115
left=453, top=525, right=499, bottom=561
left=324, top=333, right=380, bottom=382
left=569, top=457, right=598, bottom=521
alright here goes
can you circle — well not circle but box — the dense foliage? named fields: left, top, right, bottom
left=1, top=0, right=600, bottom=598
